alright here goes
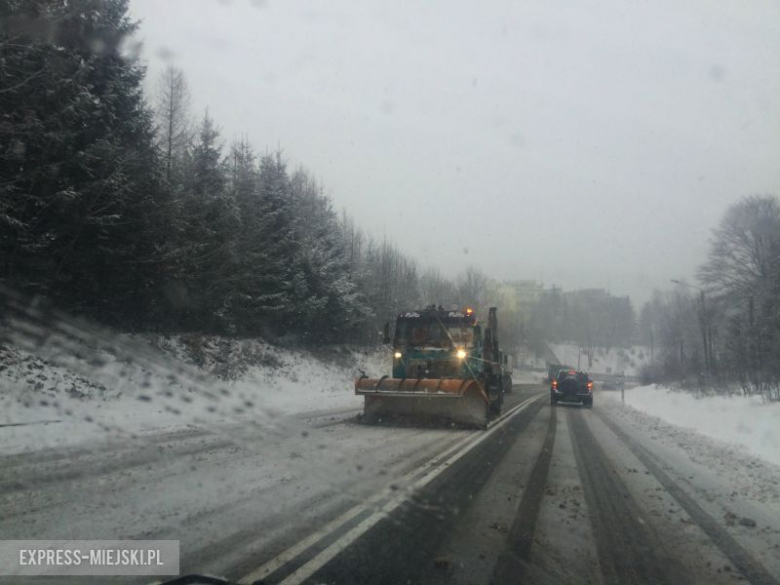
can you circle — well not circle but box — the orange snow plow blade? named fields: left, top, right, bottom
left=355, top=377, right=489, bottom=428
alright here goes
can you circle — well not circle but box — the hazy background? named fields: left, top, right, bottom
left=128, top=0, right=780, bottom=304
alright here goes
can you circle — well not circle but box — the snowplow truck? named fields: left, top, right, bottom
left=355, top=306, right=505, bottom=428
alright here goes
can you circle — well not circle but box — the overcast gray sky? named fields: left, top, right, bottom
left=129, top=0, right=780, bottom=305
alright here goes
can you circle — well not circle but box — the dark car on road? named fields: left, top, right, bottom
left=551, top=369, right=594, bottom=408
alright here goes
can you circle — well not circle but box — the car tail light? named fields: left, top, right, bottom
left=587, top=381, right=593, bottom=391
left=552, top=380, right=557, bottom=389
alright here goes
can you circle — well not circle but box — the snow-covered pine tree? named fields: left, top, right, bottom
left=0, top=0, right=166, bottom=327
left=174, top=111, right=239, bottom=332
left=231, top=151, right=299, bottom=333
left=288, top=169, right=371, bottom=341
left=155, top=66, right=192, bottom=185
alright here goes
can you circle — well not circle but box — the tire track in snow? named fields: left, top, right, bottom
left=595, top=409, right=780, bottom=585
left=0, top=435, right=236, bottom=495
left=280, top=397, right=545, bottom=585
left=491, top=401, right=557, bottom=583
left=568, top=410, right=690, bottom=584
left=180, top=429, right=461, bottom=574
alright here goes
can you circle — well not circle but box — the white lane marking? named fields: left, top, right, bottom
left=238, top=393, right=542, bottom=585
left=277, top=394, right=543, bottom=585
left=238, top=428, right=482, bottom=584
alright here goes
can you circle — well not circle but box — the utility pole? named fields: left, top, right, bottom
left=671, top=279, right=709, bottom=376
left=699, top=290, right=709, bottom=373
left=650, top=327, right=654, bottom=364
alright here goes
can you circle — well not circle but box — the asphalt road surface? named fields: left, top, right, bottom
left=2, top=384, right=779, bottom=585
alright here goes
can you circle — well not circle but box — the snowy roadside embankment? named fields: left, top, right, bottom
left=142, top=335, right=387, bottom=415
left=0, top=335, right=387, bottom=455
left=603, top=385, right=780, bottom=467
left=512, top=369, right=547, bottom=385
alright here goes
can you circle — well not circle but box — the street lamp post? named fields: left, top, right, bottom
left=671, top=279, right=709, bottom=375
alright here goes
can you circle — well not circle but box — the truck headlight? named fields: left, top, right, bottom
left=456, top=348, right=467, bottom=359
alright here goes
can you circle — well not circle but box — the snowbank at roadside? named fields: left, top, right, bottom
left=229, top=342, right=385, bottom=415
left=602, top=385, right=780, bottom=467
left=550, top=343, right=650, bottom=376
left=0, top=336, right=387, bottom=455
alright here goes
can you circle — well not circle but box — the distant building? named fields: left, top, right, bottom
left=564, top=288, right=631, bottom=308
left=505, top=280, right=545, bottom=307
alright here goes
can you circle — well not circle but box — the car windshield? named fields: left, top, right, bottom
left=447, top=325, right=476, bottom=347
left=2, top=2, right=780, bottom=585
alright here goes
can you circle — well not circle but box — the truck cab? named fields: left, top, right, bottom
left=383, top=305, right=505, bottom=416
left=391, top=307, right=482, bottom=380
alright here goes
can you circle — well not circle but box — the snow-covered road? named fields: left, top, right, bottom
left=2, top=385, right=780, bottom=584
left=2, top=309, right=780, bottom=584
left=1, top=400, right=472, bottom=583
